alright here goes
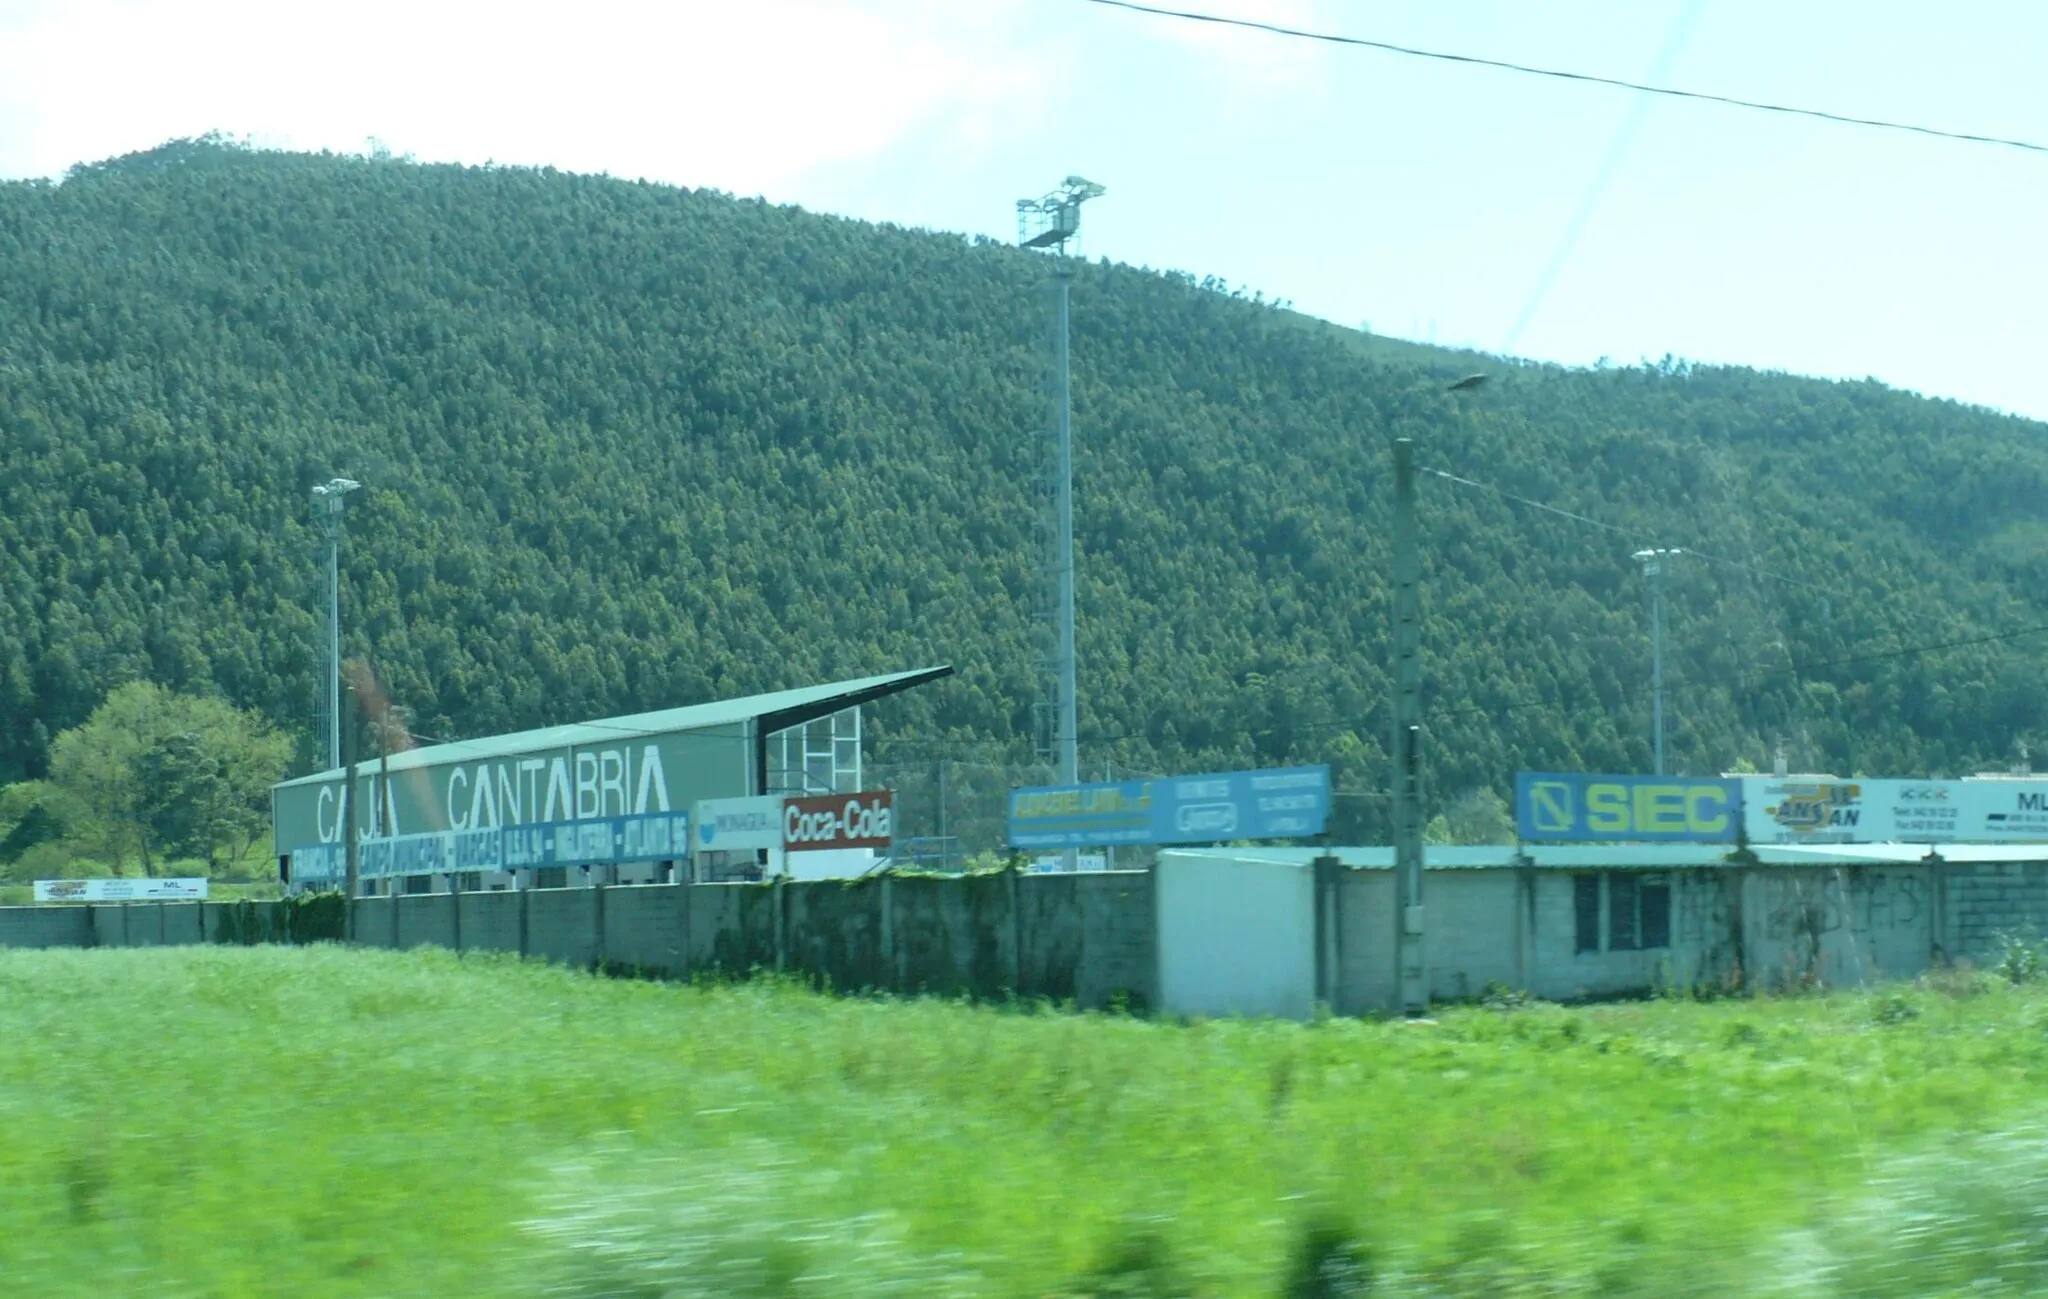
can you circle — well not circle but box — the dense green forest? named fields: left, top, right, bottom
left=3, top=138, right=2046, bottom=844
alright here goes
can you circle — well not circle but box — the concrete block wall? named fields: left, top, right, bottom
left=1018, top=873, right=1082, bottom=1002
left=394, top=893, right=459, bottom=950
left=0, top=905, right=92, bottom=949
left=604, top=884, right=688, bottom=974
left=892, top=873, right=1010, bottom=999
left=459, top=890, right=523, bottom=956
left=692, top=883, right=778, bottom=975
left=1313, top=861, right=1944, bottom=1010
left=1946, top=862, right=2048, bottom=960
left=1523, top=870, right=1725, bottom=1001
left=7, top=856, right=2024, bottom=1015
left=1073, top=872, right=1155, bottom=1010
left=1333, top=870, right=1397, bottom=1015
left=784, top=877, right=890, bottom=991
left=0, top=870, right=1152, bottom=1012
left=1425, top=871, right=1522, bottom=1002
left=1741, top=865, right=1936, bottom=989
left=526, top=888, right=599, bottom=968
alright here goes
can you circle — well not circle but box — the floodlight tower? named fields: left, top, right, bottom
left=1018, top=176, right=1104, bottom=872
left=313, top=478, right=361, bottom=770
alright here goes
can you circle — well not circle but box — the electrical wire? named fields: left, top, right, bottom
left=1421, top=463, right=1965, bottom=616
left=1422, top=467, right=1633, bottom=539
left=1083, top=0, right=2048, bottom=157
left=1500, top=0, right=1708, bottom=352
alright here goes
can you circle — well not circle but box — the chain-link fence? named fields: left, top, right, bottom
left=863, top=758, right=1052, bottom=868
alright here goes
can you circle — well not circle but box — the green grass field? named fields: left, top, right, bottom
left=5, top=947, right=2048, bottom=1297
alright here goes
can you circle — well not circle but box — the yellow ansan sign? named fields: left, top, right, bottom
left=1012, top=784, right=1152, bottom=820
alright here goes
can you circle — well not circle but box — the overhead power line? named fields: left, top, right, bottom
left=1084, top=0, right=2048, bottom=157
left=1423, top=467, right=1633, bottom=539
left=1420, top=463, right=1969, bottom=618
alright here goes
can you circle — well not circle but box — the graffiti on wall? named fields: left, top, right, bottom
left=1754, top=869, right=1925, bottom=942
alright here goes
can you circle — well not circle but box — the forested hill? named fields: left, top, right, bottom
left=3, top=139, right=2046, bottom=836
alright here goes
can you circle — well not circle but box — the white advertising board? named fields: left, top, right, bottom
left=692, top=796, right=784, bottom=857
left=34, top=877, right=209, bottom=902
left=780, top=848, right=878, bottom=882
left=1959, top=780, right=2048, bottom=842
left=1740, top=778, right=1956, bottom=844
left=1738, top=777, right=2048, bottom=845
left=1030, top=854, right=1108, bottom=873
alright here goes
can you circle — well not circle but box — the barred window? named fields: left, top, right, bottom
left=1640, top=875, right=1672, bottom=950
left=1607, top=873, right=1671, bottom=952
left=1574, top=874, right=1601, bottom=953
left=1610, top=874, right=1640, bottom=950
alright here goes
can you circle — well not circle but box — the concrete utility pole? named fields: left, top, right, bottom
left=1391, top=437, right=1426, bottom=1015
left=341, top=680, right=361, bottom=936
left=313, top=478, right=361, bottom=771
left=1633, top=548, right=1679, bottom=776
left=1389, top=376, right=1489, bottom=1015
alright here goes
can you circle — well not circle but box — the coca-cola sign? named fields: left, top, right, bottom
left=783, top=791, right=894, bottom=853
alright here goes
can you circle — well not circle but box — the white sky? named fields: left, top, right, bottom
left=2, top=0, right=2044, bottom=421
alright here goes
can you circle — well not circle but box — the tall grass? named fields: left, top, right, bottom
left=5, top=946, right=2048, bottom=1295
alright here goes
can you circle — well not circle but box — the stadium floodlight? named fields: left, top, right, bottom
left=312, top=478, right=362, bottom=770
left=1016, top=177, right=1107, bottom=253
left=1017, top=176, right=1106, bottom=872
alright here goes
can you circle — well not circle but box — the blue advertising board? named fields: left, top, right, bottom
left=1515, top=772, right=1742, bottom=843
left=286, top=810, right=692, bottom=882
left=1008, top=765, right=1330, bottom=850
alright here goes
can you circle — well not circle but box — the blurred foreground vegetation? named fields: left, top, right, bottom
left=7, top=946, right=2048, bottom=1295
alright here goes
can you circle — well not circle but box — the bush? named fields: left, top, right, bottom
left=1992, top=930, right=2048, bottom=985
left=5, top=840, right=110, bottom=884
left=1281, top=1216, right=1375, bottom=1297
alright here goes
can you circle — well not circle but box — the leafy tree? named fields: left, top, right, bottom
left=47, top=682, right=289, bottom=874
left=1423, top=788, right=1517, bottom=845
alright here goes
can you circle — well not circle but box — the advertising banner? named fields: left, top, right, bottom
left=286, top=811, right=690, bottom=882
left=1007, top=765, right=1330, bottom=850
left=1029, top=854, right=1108, bottom=873
left=34, top=878, right=210, bottom=902
left=693, top=796, right=784, bottom=856
left=783, top=790, right=895, bottom=853
left=1740, top=778, right=1959, bottom=845
left=1961, top=780, right=2048, bottom=842
left=1516, top=773, right=1742, bottom=843
left=1740, top=777, right=2048, bottom=845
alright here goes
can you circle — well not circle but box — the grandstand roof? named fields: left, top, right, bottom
left=276, top=665, right=952, bottom=790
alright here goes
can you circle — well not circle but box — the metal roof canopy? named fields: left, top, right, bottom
left=1164, top=842, right=2048, bottom=870
left=275, top=665, right=954, bottom=792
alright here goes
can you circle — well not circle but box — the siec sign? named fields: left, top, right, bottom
left=783, top=791, right=895, bottom=853
left=1516, top=772, right=1742, bottom=844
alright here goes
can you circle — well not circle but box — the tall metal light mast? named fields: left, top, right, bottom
left=1018, top=176, right=1105, bottom=872
left=313, top=478, right=361, bottom=770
